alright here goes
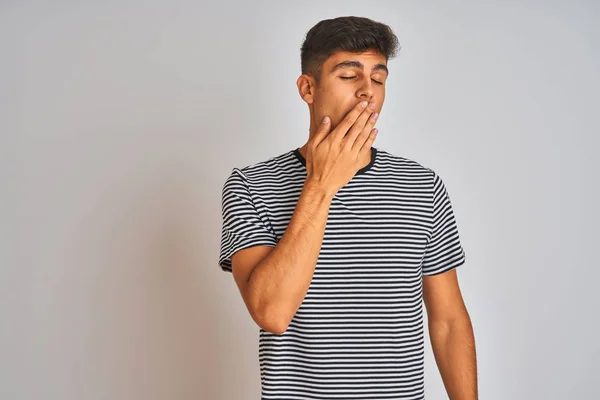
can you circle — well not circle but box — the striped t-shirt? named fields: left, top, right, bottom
left=219, top=146, right=466, bottom=400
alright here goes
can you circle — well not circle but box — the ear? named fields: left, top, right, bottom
left=296, top=74, right=316, bottom=105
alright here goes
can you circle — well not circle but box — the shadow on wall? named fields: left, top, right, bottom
left=67, top=163, right=240, bottom=399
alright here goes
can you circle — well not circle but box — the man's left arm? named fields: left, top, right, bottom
left=423, top=268, right=478, bottom=400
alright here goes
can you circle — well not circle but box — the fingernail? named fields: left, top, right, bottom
left=369, top=102, right=376, bottom=110
left=323, top=116, right=330, bottom=124
left=371, top=112, right=379, bottom=120
left=361, top=101, right=368, bottom=107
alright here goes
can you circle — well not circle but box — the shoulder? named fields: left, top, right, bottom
left=227, top=149, right=298, bottom=185
left=375, top=147, right=438, bottom=180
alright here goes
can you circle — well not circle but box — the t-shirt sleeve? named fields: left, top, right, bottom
left=421, top=171, right=467, bottom=276
left=218, top=168, right=278, bottom=273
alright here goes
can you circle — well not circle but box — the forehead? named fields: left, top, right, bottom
left=323, top=50, right=387, bottom=70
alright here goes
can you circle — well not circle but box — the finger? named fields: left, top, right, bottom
left=330, top=100, right=370, bottom=144
left=345, top=104, right=377, bottom=149
left=348, top=108, right=378, bottom=152
left=358, top=128, right=378, bottom=154
left=355, top=112, right=379, bottom=152
left=311, top=116, right=331, bottom=146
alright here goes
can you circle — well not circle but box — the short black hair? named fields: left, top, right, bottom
left=300, top=16, right=400, bottom=84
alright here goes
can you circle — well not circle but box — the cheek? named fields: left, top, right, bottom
left=314, top=89, right=356, bottom=122
left=378, top=88, right=386, bottom=107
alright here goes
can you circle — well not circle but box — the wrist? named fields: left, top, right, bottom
left=303, top=179, right=335, bottom=203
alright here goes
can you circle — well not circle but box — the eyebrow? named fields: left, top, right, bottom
left=330, top=60, right=389, bottom=75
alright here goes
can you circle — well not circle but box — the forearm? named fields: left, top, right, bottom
left=429, top=314, right=478, bottom=400
left=247, top=180, right=333, bottom=332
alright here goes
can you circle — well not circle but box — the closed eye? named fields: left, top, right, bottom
left=340, top=76, right=384, bottom=85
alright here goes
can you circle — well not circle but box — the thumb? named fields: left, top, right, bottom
left=312, top=116, right=331, bottom=145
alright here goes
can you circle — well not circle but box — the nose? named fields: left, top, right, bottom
left=357, top=80, right=374, bottom=100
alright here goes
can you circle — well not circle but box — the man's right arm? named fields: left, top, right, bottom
left=231, top=180, right=334, bottom=335
left=230, top=100, right=379, bottom=334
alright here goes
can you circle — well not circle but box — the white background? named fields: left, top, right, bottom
left=2, top=1, right=598, bottom=399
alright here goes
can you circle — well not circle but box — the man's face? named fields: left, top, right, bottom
left=309, top=50, right=388, bottom=132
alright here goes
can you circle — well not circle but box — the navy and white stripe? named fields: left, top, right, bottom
left=219, top=146, right=466, bottom=400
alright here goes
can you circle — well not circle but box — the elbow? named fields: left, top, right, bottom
left=254, top=304, right=290, bottom=335
left=263, top=322, right=288, bottom=335
left=245, top=284, right=291, bottom=335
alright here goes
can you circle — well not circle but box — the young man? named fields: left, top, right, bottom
left=219, top=16, right=478, bottom=400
